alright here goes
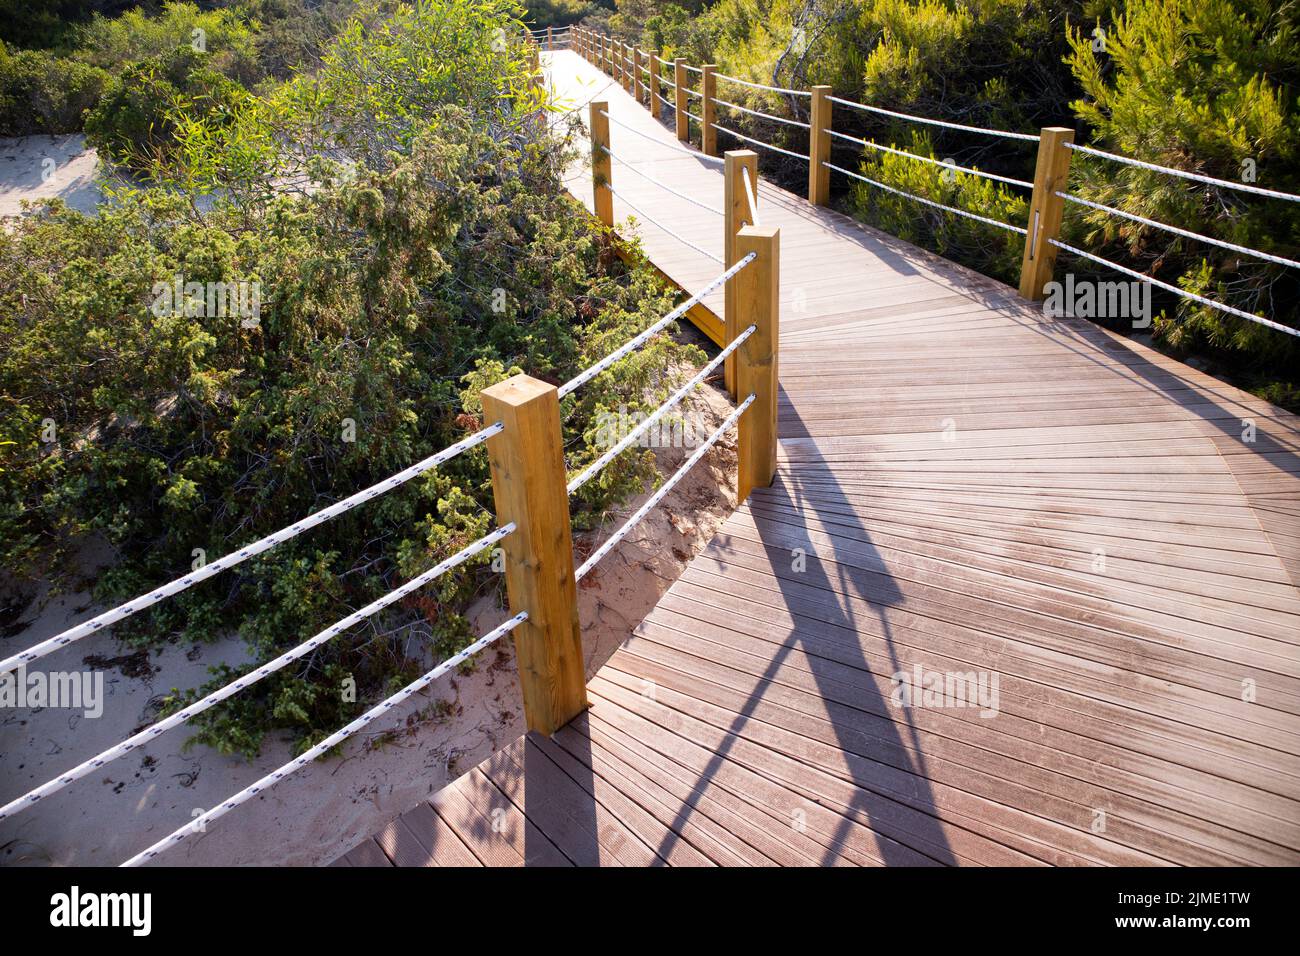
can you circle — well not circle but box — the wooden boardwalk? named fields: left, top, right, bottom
left=337, top=50, right=1300, bottom=866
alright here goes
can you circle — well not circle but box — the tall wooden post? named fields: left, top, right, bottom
left=674, top=58, right=689, bottom=142
left=480, top=376, right=588, bottom=736
left=648, top=51, right=661, bottom=116
left=601, top=35, right=609, bottom=73
left=547, top=26, right=552, bottom=50
left=733, top=226, right=780, bottom=503
left=590, top=101, right=613, bottom=226
left=701, top=64, right=718, bottom=155
left=724, top=150, right=759, bottom=396
left=1020, top=127, right=1074, bottom=300
left=808, top=86, right=832, bottom=206
left=633, top=48, right=644, bottom=103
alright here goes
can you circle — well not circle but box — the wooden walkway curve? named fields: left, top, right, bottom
left=338, top=50, right=1300, bottom=867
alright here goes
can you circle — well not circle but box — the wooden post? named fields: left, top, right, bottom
left=624, top=43, right=635, bottom=94
left=480, top=376, right=588, bottom=737
left=701, top=64, right=718, bottom=155
left=590, top=101, right=613, bottom=226
left=1019, top=127, right=1074, bottom=300
left=601, top=35, right=609, bottom=72
left=808, top=86, right=832, bottom=206
left=547, top=25, right=552, bottom=51
left=633, top=48, right=644, bottom=103
left=724, top=150, right=759, bottom=397
left=733, top=226, right=780, bottom=503
left=648, top=51, right=661, bottom=116
left=674, top=58, right=689, bottom=142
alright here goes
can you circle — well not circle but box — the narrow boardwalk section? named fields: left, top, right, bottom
left=339, top=51, right=1300, bottom=866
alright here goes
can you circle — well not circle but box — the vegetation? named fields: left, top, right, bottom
left=597, top=0, right=1299, bottom=405
left=0, top=0, right=699, bottom=756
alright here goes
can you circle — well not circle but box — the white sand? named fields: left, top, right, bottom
left=0, top=383, right=738, bottom=866
left=0, top=135, right=103, bottom=217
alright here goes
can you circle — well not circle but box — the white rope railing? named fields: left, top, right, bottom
left=600, top=109, right=725, bottom=164
left=828, top=128, right=1033, bottom=189
left=568, top=326, right=756, bottom=494
left=1066, top=143, right=1300, bottom=203
left=0, top=523, right=516, bottom=823
left=1048, top=239, right=1299, bottom=338
left=716, top=72, right=810, bottom=98
left=741, top=165, right=761, bottom=226
left=823, top=161, right=1028, bottom=235
left=1057, top=192, right=1300, bottom=270
left=715, top=97, right=811, bottom=130
left=0, top=423, right=504, bottom=677
left=712, top=122, right=809, bottom=162
left=684, top=87, right=702, bottom=99
left=682, top=63, right=703, bottom=75
left=558, top=254, right=755, bottom=399
left=121, top=611, right=529, bottom=867
left=600, top=144, right=724, bottom=216
left=606, top=183, right=725, bottom=264
left=827, top=94, right=1039, bottom=143
left=575, top=394, right=755, bottom=581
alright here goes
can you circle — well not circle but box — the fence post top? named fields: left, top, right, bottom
left=725, top=149, right=758, bottom=162
left=737, top=224, right=779, bottom=241
left=1041, top=127, right=1075, bottom=137
left=481, top=373, right=555, bottom=406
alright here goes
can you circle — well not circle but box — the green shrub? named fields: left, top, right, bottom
left=0, top=42, right=109, bottom=134
left=1, top=0, right=699, bottom=757
left=84, top=46, right=245, bottom=171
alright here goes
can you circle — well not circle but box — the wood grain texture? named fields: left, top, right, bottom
left=338, top=51, right=1300, bottom=867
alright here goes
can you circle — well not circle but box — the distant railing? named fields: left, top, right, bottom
left=570, top=26, right=1299, bottom=338
left=0, top=23, right=783, bottom=866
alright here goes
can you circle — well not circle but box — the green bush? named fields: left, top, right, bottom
left=84, top=46, right=246, bottom=171
left=0, top=42, right=109, bottom=134
left=1, top=0, right=699, bottom=757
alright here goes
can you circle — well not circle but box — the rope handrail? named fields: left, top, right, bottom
left=681, top=63, right=703, bottom=75
left=606, top=183, right=725, bottom=263
left=0, top=423, right=504, bottom=677
left=684, top=87, right=702, bottom=99
left=828, top=128, right=1033, bottom=189
left=599, top=109, right=725, bottom=164
left=576, top=394, right=755, bottom=581
left=715, top=96, right=811, bottom=130
left=711, top=121, right=809, bottom=162
left=559, top=254, right=755, bottom=399
left=1048, top=239, right=1299, bottom=338
left=1065, top=143, right=1300, bottom=203
left=122, top=611, right=529, bottom=866
left=715, top=71, right=810, bottom=98
left=568, top=325, right=756, bottom=494
left=655, top=90, right=675, bottom=110
left=823, top=161, right=1028, bottom=235
left=741, top=165, right=761, bottom=226
left=0, top=522, right=517, bottom=823
left=1058, top=192, right=1300, bottom=271
left=684, top=108, right=703, bottom=123
left=827, top=94, right=1039, bottom=143
left=599, top=144, right=724, bottom=216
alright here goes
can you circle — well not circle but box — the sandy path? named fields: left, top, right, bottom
left=0, top=378, right=738, bottom=867
left=0, top=135, right=103, bottom=217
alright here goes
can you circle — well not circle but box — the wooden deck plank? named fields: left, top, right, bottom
left=333, top=50, right=1300, bottom=867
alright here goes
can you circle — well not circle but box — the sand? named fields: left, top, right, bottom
left=0, top=135, right=103, bottom=217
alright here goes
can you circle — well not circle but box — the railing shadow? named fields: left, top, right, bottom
left=652, top=395, right=956, bottom=865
